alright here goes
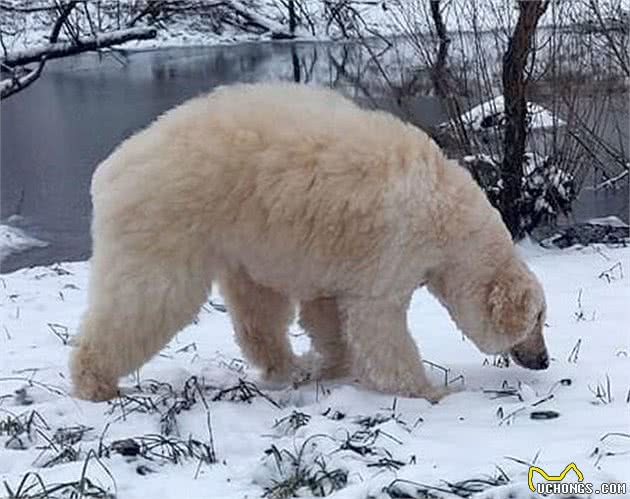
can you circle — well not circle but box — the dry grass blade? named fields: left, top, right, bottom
left=0, top=409, right=50, bottom=450
left=3, top=449, right=116, bottom=498
left=273, top=411, right=311, bottom=434
left=212, top=379, right=281, bottom=408
left=46, top=323, right=70, bottom=345
left=383, top=470, right=510, bottom=498
left=159, top=375, right=209, bottom=436
left=262, top=435, right=347, bottom=499
left=106, top=433, right=215, bottom=465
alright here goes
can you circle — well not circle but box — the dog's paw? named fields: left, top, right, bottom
left=290, top=352, right=317, bottom=386
left=412, top=383, right=465, bottom=404
left=418, top=384, right=452, bottom=404
left=70, top=347, right=119, bottom=402
left=72, top=369, right=119, bottom=402
left=294, top=350, right=351, bottom=382
left=258, top=355, right=311, bottom=388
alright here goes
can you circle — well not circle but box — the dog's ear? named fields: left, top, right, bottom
left=487, top=264, right=538, bottom=339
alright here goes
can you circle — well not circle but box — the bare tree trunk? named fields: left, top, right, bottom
left=291, top=44, right=300, bottom=82
left=500, top=0, right=548, bottom=239
left=429, top=0, right=448, bottom=82
left=288, top=0, right=297, bottom=35
left=427, top=0, right=470, bottom=154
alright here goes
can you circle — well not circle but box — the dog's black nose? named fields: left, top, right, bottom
left=526, top=350, right=549, bottom=370
left=510, top=347, right=550, bottom=370
left=537, top=351, right=549, bottom=370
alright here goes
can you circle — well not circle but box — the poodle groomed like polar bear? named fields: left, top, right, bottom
left=71, top=83, right=549, bottom=402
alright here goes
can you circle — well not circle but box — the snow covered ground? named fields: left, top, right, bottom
left=1, top=242, right=629, bottom=498
left=0, top=224, right=48, bottom=263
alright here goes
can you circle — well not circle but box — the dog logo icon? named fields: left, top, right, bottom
left=528, top=463, right=584, bottom=492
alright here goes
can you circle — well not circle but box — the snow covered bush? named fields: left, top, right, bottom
left=519, top=154, right=576, bottom=232
left=439, top=94, right=577, bottom=235
left=463, top=152, right=576, bottom=233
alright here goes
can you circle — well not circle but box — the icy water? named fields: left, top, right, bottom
left=1, top=41, right=627, bottom=272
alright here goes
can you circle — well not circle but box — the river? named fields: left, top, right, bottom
left=1, top=41, right=627, bottom=272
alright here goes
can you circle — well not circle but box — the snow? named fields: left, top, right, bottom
left=462, top=154, right=498, bottom=166
left=0, top=224, right=48, bottom=262
left=1, top=244, right=629, bottom=498
left=588, top=217, right=629, bottom=228
left=444, top=95, right=565, bottom=133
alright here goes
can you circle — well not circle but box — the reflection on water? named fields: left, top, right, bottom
left=0, top=41, right=627, bottom=272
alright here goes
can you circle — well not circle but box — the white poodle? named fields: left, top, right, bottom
left=71, top=82, right=549, bottom=402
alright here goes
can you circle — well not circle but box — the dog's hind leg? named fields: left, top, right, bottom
left=70, top=246, right=212, bottom=401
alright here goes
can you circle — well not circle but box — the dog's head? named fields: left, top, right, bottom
left=429, top=257, right=549, bottom=370
left=485, top=260, right=549, bottom=369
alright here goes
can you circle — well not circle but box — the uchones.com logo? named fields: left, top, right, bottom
left=528, top=463, right=627, bottom=495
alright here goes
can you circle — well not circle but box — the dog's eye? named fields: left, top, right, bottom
left=536, top=310, right=544, bottom=324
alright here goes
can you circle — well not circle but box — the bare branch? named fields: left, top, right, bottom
left=49, top=1, right=78, bottom=43
left=0, top=57, right=45, bottom=99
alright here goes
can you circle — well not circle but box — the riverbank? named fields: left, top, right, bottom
left=3, top=0, right=627, bottom=53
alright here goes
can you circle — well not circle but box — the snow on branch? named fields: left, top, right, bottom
left=0, top=57, right=45, bottom=99
left=1, top=27, right=157, bottom=67
left=225, top=0, right=295, bottom=39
